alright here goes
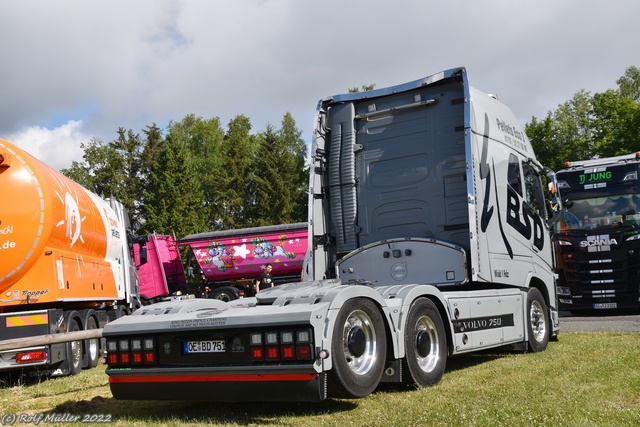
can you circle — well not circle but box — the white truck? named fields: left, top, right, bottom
left=103, top=67, right=560, bottom=401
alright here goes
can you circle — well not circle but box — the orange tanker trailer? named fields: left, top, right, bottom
left=0, top=138, right=140, bottom=377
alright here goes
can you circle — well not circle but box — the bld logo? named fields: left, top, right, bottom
left=479, top=113, right=545, bottom=258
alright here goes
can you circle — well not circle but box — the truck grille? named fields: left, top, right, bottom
left=556, top=232, right=640, bottom=307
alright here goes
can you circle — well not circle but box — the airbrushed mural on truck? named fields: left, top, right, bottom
left=178, top=223, right=308, bottom=300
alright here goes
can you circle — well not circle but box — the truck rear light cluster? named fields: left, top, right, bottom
left=249, top=329, right=314, bottom=362
left=16, top=350, right=47, bottom=364
left=106, top=337, right=157, bottom=366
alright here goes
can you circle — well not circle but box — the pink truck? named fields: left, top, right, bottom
left=133, top=223, right=308, bottom=302
left=132, top=233, right=189, bottom=304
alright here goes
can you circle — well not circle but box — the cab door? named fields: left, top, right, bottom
left=521, top=161, right=554, bottom=273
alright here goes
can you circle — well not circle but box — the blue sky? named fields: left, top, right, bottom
left=1, top=0, right=637, bottom=170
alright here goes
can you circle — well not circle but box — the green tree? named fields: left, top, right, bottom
left=62, top=130, right=144, bottom=228
left=140, top=124, right=165, bottom=174
left=166, top=114, right=225, bottom=229
left=348, top=84, right=376, bottom=93
left=278, top=112, right=309, bottom=222
left=141, top=135, right=206, bottom=237
left=526, top=114, right=563, bottom=171
left=64, top=110, right=312, bottom=234
left=61, top=138, right=104, bottom=190
left=139, top=123, right=166, bottom=233
left=213, top=115, right=254, bottom=229
left=525, top=67, right=640, bottom=170
left=528, top=66, right=640, bottom=169
left=61, top=138, right=117, bottom=194
left=250, top=124, right=281, bottom=226
left=552, top=89, right=594, bottom=163
left=591, top=89, right=640, bottom=157
left=249, top=113, right=308, bottom=226
left=617, top=65, right=640, bottom=104
left=110, top=128, right=144, bottom=230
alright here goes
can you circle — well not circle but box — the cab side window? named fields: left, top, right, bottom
left=507, top=154, right=523, bottom=196
left=522, top=162, right=546, bottom=217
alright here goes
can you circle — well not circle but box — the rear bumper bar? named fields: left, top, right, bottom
left=107, top=369, right=327, bottom=402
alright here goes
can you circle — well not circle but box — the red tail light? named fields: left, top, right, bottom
left=249, top=329, right=315, bottom=362
left=297, top=345, right=313, bottom=360
left=106, top=337, right=157, bottom=367
left=16, top=350, right=47, bottom=363
left=251, top=347, right=264, bottom=360
left=282, top=346, right=295, bottom=360
left=266, top=347, right=279, bottom=361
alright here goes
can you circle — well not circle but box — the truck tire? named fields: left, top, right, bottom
left=402, top=298, right=447, bottom=388
left=85, top=315, right=100, bottom=369
left=210, top=287, right=238, bottom=302
left=527, top=287, right=549, bottom=352
left=67, top=318, right=82, bottom=376
left=116, top=305, right=128, bottom=319
left=328, top=298, right=386, bottom=399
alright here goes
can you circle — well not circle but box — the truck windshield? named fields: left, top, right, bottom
left=555, top=193, right=640, bottom=232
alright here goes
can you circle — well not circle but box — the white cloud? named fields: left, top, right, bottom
left=0, top=0, right=638, bottom=171
left=4, top=121, right=90, bottom=171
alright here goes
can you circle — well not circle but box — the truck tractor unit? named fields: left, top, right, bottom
left=554, top=152, right=640, bottom=312
left=133, top=233, right=188, bottom=305
left=103, top=67, right=560, bottom=402
left=0, top=138, right=140, bottom=377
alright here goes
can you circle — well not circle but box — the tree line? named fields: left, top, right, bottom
left=62, top=113, right=308, bottom=239
left=62, top=66, right=639, bottom=238
left=526, top=66, right=640, bottom=171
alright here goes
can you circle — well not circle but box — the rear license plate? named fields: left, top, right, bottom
left=593, top=303, right=617, bottom=309
left=184, top=340, right=225, bottom=353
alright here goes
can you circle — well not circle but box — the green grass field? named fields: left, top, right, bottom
left=1, top=332, right=639, bottom=427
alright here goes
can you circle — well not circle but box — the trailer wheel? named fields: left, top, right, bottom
left=210, top=287, right=237, bottom=302
left=527, top=287, right=549, bottom=352
left=67, top=319, right=82, bottom=376
left=328, top=298, right=386, bottom=399
left=116, top=305, right=128, bottom=319
left=85, top=316, right=100, bottom=369
left=402, top=298, right=447, bottom=388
